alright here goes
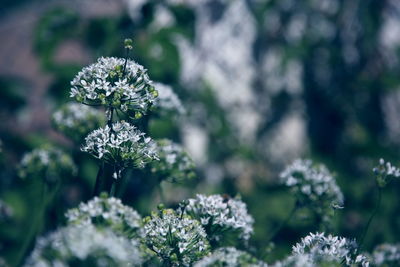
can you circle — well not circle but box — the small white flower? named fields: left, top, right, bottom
left=81, top=121, right=158, bottom=170
left=153, top=82, right=185, bottom=115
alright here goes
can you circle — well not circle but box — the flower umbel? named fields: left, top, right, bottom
left=185, top=194, right=254, bottom=243
left=25, top=224, right=143, bottom=266
left=18, top=146, right=77, bottom=183
left=143, top=208, right=210, bottom=266
left=279, top=159, right=344, bottom=223
left=70, top=57, right=158, bottom=117
left=52, top=102, right=105, bottom=142
left=81, top=121, right=158, bottom=171
left=150, top=139, right=196, bottom=183
left=153, top=82, right=185, bottom=116
left=373, top=158, right=400, bottom=187
left=65, top=194, right=142, bottom=239
left=372, top=243, right=400, bottom=266
left=290, top=232, right=369, bottom=266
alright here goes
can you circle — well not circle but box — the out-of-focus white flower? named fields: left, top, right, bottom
left=153, top=83, right=185, bottom=116
left=66, top=194, right=142, bottom=239
left=143, top=208, right=210, bottom=266
left=185, top=194, right=254, bottom=242
left=194, top=247, right=267, bottom=267
left=279, top=159, right=343, bottom=222
left=25, top=224, right=143, bottom=266
left=372, top=243, right=400, bottom=266
left=287, top=232, right=369, bottom=267
left=150, top=139, right=196, bottom=183
left=52, top=102, right=105, bottom=142
left=19, top=146, right=77, bottom=183
left=373, top=158, right=400, bottom=187
left=81, top=121, right=158, bottom=172
left=70, top=57, right=157, bottom=117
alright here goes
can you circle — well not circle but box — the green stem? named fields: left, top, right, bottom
left=359, top=186, right=382, bottom=249
left=157, top=182, right=166, bottom=204
left=267, top=201, right=298, bottom=243
left=110, top=179, right=117, bottom=197
left=15, top=182, right=48, bottom=266
left=93, top=163, right=104, bottom=197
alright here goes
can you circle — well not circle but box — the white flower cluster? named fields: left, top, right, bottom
left=66, top=195, right=142, bottom=239
left=26, top=224, right=143, bottom=267
left=19, top=147, right=77, bottom=183
left=52, top=102, right=105, bottom=142
left=70, top=57, right=157, bottom=116
left=81, top=121, right=158, bottom=170
left=373, top=158, right=400, bottom=187
left=143, top=208, right=210, bottom=266
left=279, top=159, right=344, bottom=217
left=153, top=83, right=185, bottom=115
left=185, top=194, right=254, bottom=242
left=372, top=243, right=400, bottom=266
left=150, top=139, right=196, bottom=183
left=290, top=232, right=369, bottom=267
left=194, top=247, right=267, bottom=267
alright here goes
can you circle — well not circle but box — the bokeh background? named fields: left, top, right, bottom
left=1, top=0, right=400, bottom=265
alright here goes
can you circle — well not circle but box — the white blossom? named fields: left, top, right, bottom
left=52, top=102, right=105, bottom=142
left=373, top=158, right=400, bottom=187
left=70, top=57, right=157, bottom=116
left=143, top=208, right=210, bottom=266
left=19, top=147, right=77, bottom=183
left=153, top=83, right=185, bottom=115
left=25, top=224, right=143, bottom=266
left=185, top=194, right=254, bottom=242
left=279, top=159, right=344, bottom=222
left=194, top=247, right=267, bottom=267
left=372, top=243, right=400, bottom=266
left=81, top=121, right=158, bottom=170
left=66, top=195, right=142, bottom=239
left=150, top=139, right=196, bottom=183
left=287, top=232, right=369, bottom=267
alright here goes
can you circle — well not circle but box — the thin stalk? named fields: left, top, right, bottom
left=359, top=186, right=382, bottom=249
left=267, top=202, right=298, bottom=243
left=110, top=179, right=117, bottom=197
left=93, top=163, right=104, bottom=197
left=15, top=182, right=48, bottom=266
left=157, top=182, right=166, bottom=204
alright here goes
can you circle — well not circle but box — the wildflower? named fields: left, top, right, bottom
left=153, top=83, right=185, bottom=116
left=194, top=247, right=267, bottom=267
left=289, top=232, right=369, bottom=267
left=70, top=57, right=158, bottom=117
left=65, top=194, right=142, bottom=239
left=372, top=243, right=400, bottom=266
left=373, top=158, right=400, bottom=187
left=52, top=102, right=105, bottom=142
left=18, top=146, right=77, bottom=183
left=150, top=139, right=196, bottom=183
left=81, top=121, right=158, bottom=172
left=185, top=194, right=254, bottom=243
left=25, top=224, right=143, bottom=266
left=143, top=208, right=210, bottom=266
left=279, top=159, right=344, bottom=223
